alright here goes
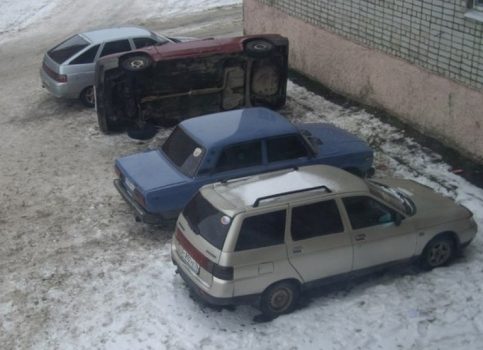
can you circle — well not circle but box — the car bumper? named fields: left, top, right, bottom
left=113, top=179, right=166, bottom=224
left=40, top=68, right=77, bottom=99
left=172, top=255, right=258, bottom=307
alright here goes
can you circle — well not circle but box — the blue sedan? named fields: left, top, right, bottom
left=114, top=107, right=374, bottom=223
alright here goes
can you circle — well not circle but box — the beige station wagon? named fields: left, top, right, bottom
left=171, top=165, right=477, bottom=318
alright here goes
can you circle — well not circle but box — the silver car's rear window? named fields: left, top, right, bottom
left=48, top=35, right=89, bottom=64
left=183, top=192, right=231, bottom=250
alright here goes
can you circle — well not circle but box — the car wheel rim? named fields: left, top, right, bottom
left=85, top=87, right=94, bottom=105
left=270, top=287, right=293, bottom=312
left=130, top=58, right=146, bottom=69
left=253, top=43, right=269, bottom=51
left=428, top=242, right=451, bottom=266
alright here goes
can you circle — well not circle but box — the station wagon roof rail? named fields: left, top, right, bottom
left=253, top=185, right=331, bottom=207
left=210, top=165, right=368, bottom=211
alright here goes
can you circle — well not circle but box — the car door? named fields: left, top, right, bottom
left=286, top=198, right=353, bottom=282
left=65, top=44, right=100, bottom=92
left=230, top=209, right=292, bottom=297
left=341, top=195, right=417, bottom=271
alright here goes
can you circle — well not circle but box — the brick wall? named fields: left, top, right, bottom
left=244, top=0, right=483, bottom=162
left=256, top=0, right=483, bottom=91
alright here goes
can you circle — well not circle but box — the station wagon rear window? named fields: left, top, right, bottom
left=48, top=35, right=90, bottom=64
left=161, top=126, right=204, bottom=177
left=183, top=192, right=231, bottom=249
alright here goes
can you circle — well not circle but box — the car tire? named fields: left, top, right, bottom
left=80, top=86, right=95, bottom=108
left=420, top=235, right=455, bottom=270
left=244, top=39, right=274, bottom=58
left=259, top=281, right=299, bottom=319
left=121, top=54, right=153, bottom=72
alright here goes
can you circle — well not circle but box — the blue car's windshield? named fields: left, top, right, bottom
left=161, top=126, right=204, bottom=177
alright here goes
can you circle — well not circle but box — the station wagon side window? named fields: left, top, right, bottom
left=215, top=141, right=262, bottom=172
left=48, top=34, right=90, bottom=64
left=100, top=40, right=132, bottom=57
left=133, top=37, right=159, bottom=49
left=235, top=210, right=286, bottom=251
left=291, top=200, right=343, bottom=241
left=343, top=196, right=397, bottom=230
left=70, top=45, right=100, bottom=65
left=266, top=134, right=308, bottom=163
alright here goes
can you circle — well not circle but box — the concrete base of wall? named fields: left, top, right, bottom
left=244, top=0, right=483, bottom=163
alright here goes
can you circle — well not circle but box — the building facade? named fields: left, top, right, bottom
left=244, top=0, right=483, bottom=162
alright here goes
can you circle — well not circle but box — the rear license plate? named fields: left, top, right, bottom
left=178, top=246, right=200, bottom=274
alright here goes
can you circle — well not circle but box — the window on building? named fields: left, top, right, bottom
left=465, top=0, right=483, bottom=21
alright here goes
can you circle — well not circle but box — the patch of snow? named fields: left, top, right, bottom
left=0, top=0, right=60, bottom=35
left=142, top=0, right=241, bottom=17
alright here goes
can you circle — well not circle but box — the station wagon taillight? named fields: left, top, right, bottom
left=43, top=63, right=67, bottom=83
left=176, top=228, right=233, bottom=280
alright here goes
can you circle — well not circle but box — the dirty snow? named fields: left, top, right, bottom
left=0, top=1, right=482, bottom=350
left=0, top=0, right=60, bottom=34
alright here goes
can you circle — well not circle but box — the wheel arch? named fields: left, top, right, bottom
left=425, top=231, right=461, bottom=252
left=263, top=277, right=302, bottom=294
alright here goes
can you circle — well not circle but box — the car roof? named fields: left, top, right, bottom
left=80, top=26, right=153, bottom=43
left=180, top=107, right=298, bottom=148
left=201, top=165, right=369, bottom=215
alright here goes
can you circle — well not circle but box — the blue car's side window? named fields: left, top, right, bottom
left=215, top=141, right=262, bottom=172
left=266, top=134, right=308, bottom=163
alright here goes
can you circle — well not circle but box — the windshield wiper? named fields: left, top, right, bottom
left=372, top=181, right=413, bottom=214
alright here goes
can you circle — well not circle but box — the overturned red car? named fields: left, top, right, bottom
left=95, top=34, right=288, bottom=133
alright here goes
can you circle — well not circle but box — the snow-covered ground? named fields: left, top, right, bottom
left=0, top=0, right=60, bottom=34
left=0, top=1, right=482, bottom=350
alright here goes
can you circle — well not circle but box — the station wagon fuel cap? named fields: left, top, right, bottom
left=220, top=216, right=231, bottom=225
